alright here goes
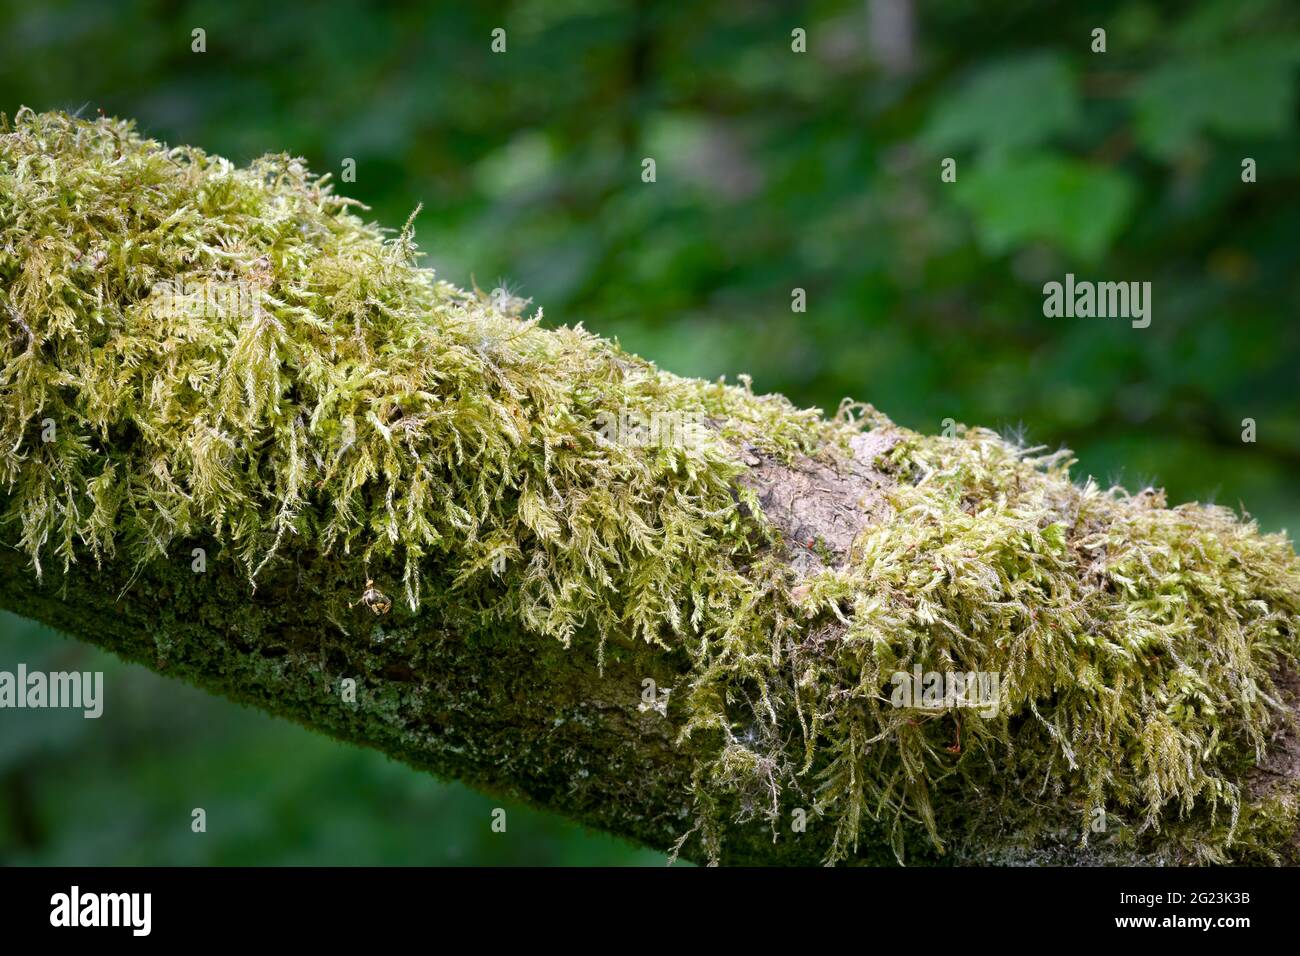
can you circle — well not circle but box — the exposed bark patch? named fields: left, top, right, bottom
left=1248, top=669, right=1300, bottom=799
left=1239, top=669, right=1300, bottom=861
left=741, top=426, right=901, bottom=577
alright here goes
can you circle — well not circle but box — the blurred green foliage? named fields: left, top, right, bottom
left=1, top=0, right=1297, bottom=864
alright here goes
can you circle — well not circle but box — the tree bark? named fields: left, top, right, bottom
left=0, top=435, right=912, bottom=866
left=4, top=445, right=1297, bottom=866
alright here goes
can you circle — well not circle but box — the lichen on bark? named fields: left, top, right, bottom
left=2, top=109, right=1299, bottom=865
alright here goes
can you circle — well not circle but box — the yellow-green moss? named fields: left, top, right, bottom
left=3, top=109, right=1298, bottom=864
left=693, top=430, right=1300, bottom=863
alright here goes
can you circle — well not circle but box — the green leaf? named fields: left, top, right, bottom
left=923, top=53, right=1081, bottom=158
left=952, top=155, right=1136, bottom=261
left=1133, top=40, right=1300, bottom=157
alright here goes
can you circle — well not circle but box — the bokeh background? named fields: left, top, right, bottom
left=1, top=0, right=1297, bottom=864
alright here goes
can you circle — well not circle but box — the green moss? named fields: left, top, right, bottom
left=3, top=109, right=1298, bottom=864
left=758, top=430, right=1300, bottom=863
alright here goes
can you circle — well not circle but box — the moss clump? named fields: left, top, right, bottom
left=690, top=430, right=1300, bottom=863
left=3, top=109, right=1298, bottom=864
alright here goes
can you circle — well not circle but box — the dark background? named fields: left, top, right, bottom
left=1, top=0, right=1297, bottom=864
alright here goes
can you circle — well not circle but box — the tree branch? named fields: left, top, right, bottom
left=3, top=109, right=1299, bottom=866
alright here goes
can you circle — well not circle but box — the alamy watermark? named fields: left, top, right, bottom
left=148, top=277, right=263, bottom=320
left=50, top=886, right=150, bottom=936
left=594, top=408, right=707, bottom=450
left=1042, top=274, right=1151, bottom=328
left=889, top=666, right=1001, bottom=718
left=0, top=664, right=103, bottom=718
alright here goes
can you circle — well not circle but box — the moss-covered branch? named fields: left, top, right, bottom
left=2, top=109, right=1299, bottom=865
